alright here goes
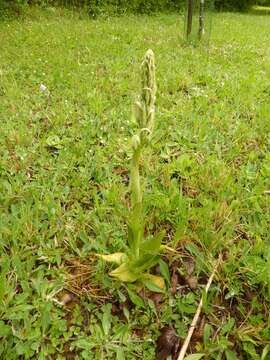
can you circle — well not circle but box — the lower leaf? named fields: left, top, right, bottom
left=97, top=253, right=127, bottom=265
left=109, top=262, right=139, bottom=282
left=141, top=273, right=165, bottom=292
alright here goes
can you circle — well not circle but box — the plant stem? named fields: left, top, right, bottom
left=130, top=146, right=142, bottom=259
left=130, top=147, right=142, bottom=208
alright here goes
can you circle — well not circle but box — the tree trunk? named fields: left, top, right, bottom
left=198, top=0, right=205, bottom=41
left=187, top=0, right=193, bottom=39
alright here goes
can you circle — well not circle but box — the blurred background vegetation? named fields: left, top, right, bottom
left=1, top=0, right=270, bottom=18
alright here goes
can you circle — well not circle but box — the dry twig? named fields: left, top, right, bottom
left=177, top=254, right=222, bottom=360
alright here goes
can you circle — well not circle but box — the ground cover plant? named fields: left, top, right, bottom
left=0, top=6, right=270, bottom=360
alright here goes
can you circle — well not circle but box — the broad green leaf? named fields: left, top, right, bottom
left=117, top=290, right=127, bottom=303
left=261, top=345, right=270, bottom=360
left=46, top=135, right=63, bottom=149
left=142, top=273, right=165, bottom=288
left=127, top=287, right=145, bottom=308
left=158, top=259, right=170, bottom=285
left=110, top=263, right=138, bottom=282
left=97, top=252, right=127, bottom=264
left=243, top=342, right=260, bottom=358
left=130, top=254, right=159, bottom=273
left=112, top=324, right=129, bottom=340
left=184, top=354, right=205, bottom=360
left=221, top=318, right=235, bottom=335
left=8, top=304, right=34, bottom=314
left=203, top=323, right=212, bottom=345
left=140, top=230, right=165, bottom=254
left=41, top=303, right=51, bottom=334
left=147, top=298, right=157, bottom=316
left=141, top=274, right=165, bottom=293
left=116, top=347, right=125, bottom=360
left=123, top=307, right=130, bottom=321
left=73, top=338, right=95, bottom=350
left=225, top=350, right=237, bottom=360
left=102, top=304, right=112, bottom=336
left=0, top=321, right=11, bottom=337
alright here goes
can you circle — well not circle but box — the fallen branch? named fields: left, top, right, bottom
left=177, top=254, right=222, bottom=360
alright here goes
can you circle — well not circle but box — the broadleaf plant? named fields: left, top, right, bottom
left=99, top=49, right=165, bottom=290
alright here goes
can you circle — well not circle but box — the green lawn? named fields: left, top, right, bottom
left=0, top=8, right=270, bottom=360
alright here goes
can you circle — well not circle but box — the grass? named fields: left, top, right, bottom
left=0, top=6, right=270, bottom=359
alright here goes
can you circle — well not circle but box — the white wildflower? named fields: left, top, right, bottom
left=40, top=84, right=47, bottom=92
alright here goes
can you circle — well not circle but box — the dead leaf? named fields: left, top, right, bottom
left=60, top=292, right=74, bottom=305
left=155, top=326, right=180, bottom=360
left=171, top=270, right=179, bottom=296
left=183, top=257, right=196, bottom=276
left=151, top=292, right=163, bottom=312
left=170, top=261, right=186, bottom=295
left=186, top=276, right=198, bottom=290
left=193, top=316, right=206, bottom=342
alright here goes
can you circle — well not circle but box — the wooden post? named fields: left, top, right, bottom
left=186, top=0, right=193, bottom=39
left=198, top=0, right=205, bottom=41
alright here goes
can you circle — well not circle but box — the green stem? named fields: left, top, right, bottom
left=130, top=147, right=142, bottom=207
left=130, top=146, right=142, bottom=259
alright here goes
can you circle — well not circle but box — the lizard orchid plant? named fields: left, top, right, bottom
left=99, top=50, right=166, bottom=290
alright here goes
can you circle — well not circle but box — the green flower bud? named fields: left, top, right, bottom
left=134, top=101, right=144, bottom=127
left=141, top=49, right=156, bottom=132
left=132, top=134, right=141, bottom=151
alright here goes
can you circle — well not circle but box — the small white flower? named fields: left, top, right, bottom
left=40, top=84, right=47, bottom=92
